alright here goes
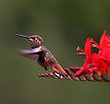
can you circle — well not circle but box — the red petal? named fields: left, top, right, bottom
left=99, top=30, right=107, bottom=49
left=84, top=37, right=92, bottom=56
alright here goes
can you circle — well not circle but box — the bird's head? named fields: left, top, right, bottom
left=15, top=34, right=44, bottom=48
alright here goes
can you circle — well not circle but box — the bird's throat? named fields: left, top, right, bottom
left=32, top=46, right=42, bottom=53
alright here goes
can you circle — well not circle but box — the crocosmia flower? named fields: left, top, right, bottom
left=76, top=37, right=107, bottom=80
left=91, top=30, right=110, bottom=80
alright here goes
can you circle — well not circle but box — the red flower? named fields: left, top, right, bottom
left=76, top=37, right=107, bottom=79
left=92, top=30, right=110, bottom=79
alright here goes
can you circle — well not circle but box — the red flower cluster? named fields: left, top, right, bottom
left=70, top=30, right=110, bottom=81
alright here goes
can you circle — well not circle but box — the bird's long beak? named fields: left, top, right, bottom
left=15, top=34, right=29, bottom=39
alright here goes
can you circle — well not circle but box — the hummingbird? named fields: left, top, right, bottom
left=15, top=34, right=71, bottom=79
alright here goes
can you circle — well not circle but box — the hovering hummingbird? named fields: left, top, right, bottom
left=15, top=34, right=71, bottom=79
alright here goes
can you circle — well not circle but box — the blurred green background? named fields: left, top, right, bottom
left=0, top=0, right=110, bottom=104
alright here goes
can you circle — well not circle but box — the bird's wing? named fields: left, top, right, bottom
left=19, top=46, right=43, bottom=60
left=19, top=49, right=39, bottom=60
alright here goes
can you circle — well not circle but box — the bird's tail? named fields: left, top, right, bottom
left=52, top=64, right=71, bottom=79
